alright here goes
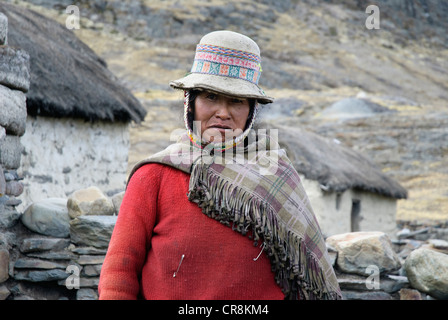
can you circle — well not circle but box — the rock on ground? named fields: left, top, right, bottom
left=21, top=198, right=70, bottom=238
left=69, top=215, right=117, bottom=249
left=326, top=231, right=402, bottom=276
left=404, top=247, right=448, bottom=300
left=67, top=186, right=115, bottom=219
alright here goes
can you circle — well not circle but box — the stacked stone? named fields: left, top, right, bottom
left=3, top=184, right=448, bottom=300
left=326, top=230, right=448, bottom=300
left=64, top=186, right=120, bottom=300
left=3, top=186, right=121, bottom=300
left=0, top=12, right=30, bottom=300
left=0, top=11, right=28, bottom=216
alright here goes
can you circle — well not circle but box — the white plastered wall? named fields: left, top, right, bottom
left=17, top=116, right=130, bottom=211
left=298, top=174, right=397, bottom=238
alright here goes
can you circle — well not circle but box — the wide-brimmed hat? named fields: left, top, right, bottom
left=170, top=30, right=273, bottom=104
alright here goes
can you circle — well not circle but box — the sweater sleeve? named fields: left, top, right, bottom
left=98, top=164, right=160, bottom=300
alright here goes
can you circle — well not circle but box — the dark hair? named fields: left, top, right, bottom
left=186, top=89, right=256, bottom=132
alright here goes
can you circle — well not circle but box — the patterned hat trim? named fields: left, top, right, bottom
left=191, top=44, right=262, bottom=85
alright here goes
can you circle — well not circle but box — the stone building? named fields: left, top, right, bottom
left=269, top=124, right=408, bottom=237
left=0, top=3, right=146, bottom=211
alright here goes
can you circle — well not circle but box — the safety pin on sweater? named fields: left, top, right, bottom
left=173, top=254, right=185, bottom=278
left=253, top=242, right=266, bottom=261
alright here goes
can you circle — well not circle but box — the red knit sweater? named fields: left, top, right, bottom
left=98, top=163, right=284, bottom=300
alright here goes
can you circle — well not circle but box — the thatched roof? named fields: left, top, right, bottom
left=262, top=123, right=408, bottom=199
left=0, top=2, right=146, bottom=123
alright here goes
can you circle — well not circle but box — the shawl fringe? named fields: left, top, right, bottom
left=188, top=161, right=342, bottom=300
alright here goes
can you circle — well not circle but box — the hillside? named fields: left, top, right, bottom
left=7, top=0, right=448, bottom=222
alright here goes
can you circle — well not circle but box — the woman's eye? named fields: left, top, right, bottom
left=232, top=99, right=244, bottom=104
left=206, top=93, right=217, bottom=101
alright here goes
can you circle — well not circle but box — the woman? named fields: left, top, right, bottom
left=98, top=30, right=342, bottom=300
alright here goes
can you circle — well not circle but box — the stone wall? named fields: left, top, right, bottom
left=0, top=11, right=30, bottom=298
left=0, top=12, right=28, bottom=205
left=0, top=184, right=122, bottom=300
left=3, top=183, right=448, bottom=300
left=330, top=224, right=448, bottom=300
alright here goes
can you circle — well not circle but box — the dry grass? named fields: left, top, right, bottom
left=14, top=0, right=448, bottom=223
left=397, top=173, right=448, bottom=221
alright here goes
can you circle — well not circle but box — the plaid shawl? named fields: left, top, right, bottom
left=128, top=130, right=342, bottom=300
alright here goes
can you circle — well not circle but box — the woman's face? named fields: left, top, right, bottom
left=194, top=91, right=250, bottom=143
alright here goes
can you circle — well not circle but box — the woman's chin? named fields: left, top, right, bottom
left=204, top=135, right=225, bottom=144
left=203, top=128, right=244, bottom=144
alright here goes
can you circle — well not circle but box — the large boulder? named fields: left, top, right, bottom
left=21, top=198, right=70, bottom=238
left=70, top=215, right=117, bottom=249
left=326, top=231, right=402, bottom=276
left=404, top=247, right=448, bottom=300
left=67, top=186, right=115, bottom=219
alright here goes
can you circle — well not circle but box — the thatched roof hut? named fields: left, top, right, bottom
left=273, top=124, right=408, bottom=199
left=260, top=122, right=407, bottom=236
left=1, top=2, right=146, bottom=123
left=0, top=3, right=146, bottom=210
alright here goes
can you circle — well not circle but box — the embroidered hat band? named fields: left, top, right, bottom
left=191, top=44, right=262, bottom=85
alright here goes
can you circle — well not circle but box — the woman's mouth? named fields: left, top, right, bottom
left=204, top=124, right=236, bottom=142
left=207, top=124, right=233, bottom=135
left=208, top=124, right=232, bottom=130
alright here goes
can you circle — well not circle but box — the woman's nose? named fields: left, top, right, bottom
left=214, top=102, right=231, bottom=119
